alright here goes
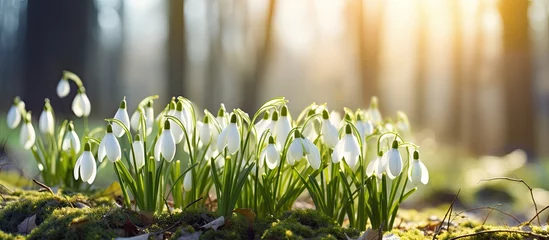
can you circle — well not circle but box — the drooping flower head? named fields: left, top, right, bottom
left=156, top=120, right=176, bottom=162
left=20, top=112, right=36, bottom=150
left=74, top=142, right=97, bottom=184
left=275, top=105, right=292, bottom=148
left=39, top=99, right=55, bottom=135
left=130, top=134, right=145, bottom=169
left=72, top=87, right=91, bottom=117
left=217, top=113, right=240, bottom=154
left=170, top=100, right=185, bottom=144
left=384, top=140, right=403, bottom=179
left=7, top=97, right=23, bottom=129
left=62, top=122, right=80, bottom=153
left=287, top=130, right=321, bottom=169
left=103, top=124, right=121, bottom=162
left=217, top=103, right=228, bottom=129
left=355, top=112, right=374, bottom=141
left=113, top=98, right=130, bottom=137
left=366, top=151, right=386, bottom=179
left=321, top=110, right=339, bottom=148
left=145, top=100, right=155, bottom=136
left=409, top=150, right=429, bottom=185
left=332, top=124, right=361, bottom=170
left=260, top=136, right=280, bottom=170
left=255, top=111, right=271, bottom=138
left=302, top=107, right=319, bottom=142
left=56, top=78, right=70, bottom=98
left=366, top=96, right=382, bottom=125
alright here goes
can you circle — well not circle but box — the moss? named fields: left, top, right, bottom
left=261, top=210, right=360, bottom=240
left=200, top=213, right=249, bottom=240
left=0, top=229, right=24, bottom=240
left=27, top=207, right=117, bottom=240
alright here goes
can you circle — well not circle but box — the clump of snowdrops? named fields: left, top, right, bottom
left=7, top=72, right=429, bottom=232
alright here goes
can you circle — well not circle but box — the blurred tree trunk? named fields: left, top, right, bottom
left=414, top=0, right=427, bottom=126
left=24, top=0, right=92, bottom=115
left=168, top=0, right=187, bottom=98
left=357, top=0, right=384, bottom=104
left=449, top=0, right=463, bottom=140
left=205, top=0, right=223, bottom=109
left=240, top=0, right=277, bottom=113
left=499, top=0, right=535, bottom=154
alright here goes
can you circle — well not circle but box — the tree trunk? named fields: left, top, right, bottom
left=449, top=0, right=463, bottom=141
left=414, top=0, right=428, bottom=127
left=499, top=0, right=535, bottom=155
left=167, top=0, right=187, bottom=98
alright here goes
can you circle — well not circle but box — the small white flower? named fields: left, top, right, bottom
left=330, top=111, right=341, bottom=127
left=409, top=150, right=429, bottom=185
left=255, top=112, right=271, bottom=138
left=216, top=104, right=228, bottom=129
left=20, top=114, right=35, bottom=150
left=287, top=130, right=321, bottom=169
left=74, top=143, right=97, bottom=184
left=198, top=115, right=218, bottom=147
left=56, top=78, right=70, bottom=98
left=332, top=125, right=361, bottom=170
left=71, top=89, right=91, bottom=117
left=98, top=134, right=107, bottom=162
left=321, top=110, right=339, bottom=148
left=157, top=120, right=176, bottom=161
left=355, top=114, right=374, bottom=141
left=130, top=107, right=144, bottom=131
left=130, top=135, right=145, bottom=169
left=366, top=151, right=386, bottom=179
left=104, top=124, right=121, bottom=162
left=217, top=114, right=240, bottom=154
left=39, top=99, right=55, bottom=135
left=366, top=96, right=382, bottom=124
left=7, top=98, right=23, bottom=129
left=275, top=106, right=292, bottom=148
left=171, top=101, right=186, bottom=144
left=113, top=99, right=130, bottom=137
left=384, top=140, right=403, bottom=179
left=302, top=108, right=319, bottom=142
left=184, top=171, right=192, bottom=192
left=62, top=123, right=81, bottom=153
left=145, top=101, right=155, bottom=136
left=260, top=136, right=280, bottom=170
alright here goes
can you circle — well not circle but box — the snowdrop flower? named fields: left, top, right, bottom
left=216, top=104, right=228, bottom=128
left=20, top=113, right=35, bottom=150
left=183, top=171, right=192, bottom=192
left=409, top=150, right=429, bottom=185
left=156, top=105, right=169, bottom=127
left=71, top=88, right=91, bottom=117
left=156, top=120, right=176, bottom=162
left=56, top=78, right=70, bottom=98
left=332, top=125, right=361, bottom=170
left=302, top=108, right=319, bottom=142
left=255, top=112, right=271, bottom=137
left=130, top=134, right=145, bottom=169
left=366, top=151, right=386, bottom=179
left=103, top=124, right=121, bottom=162
left=355, top=113, right=374, bottom=141
left=62, top=122, right=81, bottom=153
left=198, top=115, right=217, bottom=146
left=39, top=99, right=55, bottom=135
left=145, top=101, right=155, bottom=136
left=130, top=107, right=144, bottom=132
left=321, top=110, right=339, bottom=148
left=74, top=142, right=97, bottom=184
left=217, top=114, right=240, bottom=154
left=260, top=136, right=280, bottom=170
left=178, top=98, right=193, bottom=131
left=275, top=105, right=292, bottom=148
left=7, top=97, right=23, bottom=129
left=384, top=140, right=403, bottom=179
left=171, top=100, right=186, bottom=144
left=366, top=96, right=382, bottom=125
left=112, top=99, right=130, bottom=137
left=330, top=111, right=341, bottom=127
left=287, top=130, right=321, bottom=169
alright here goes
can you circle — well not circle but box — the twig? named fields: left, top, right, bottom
left=527, top=205, right=549, bottom=225
left=433, top=189, right=460, bottom=240
left=480, top=177, right=540, bottom=225
left=32, top=179, right=54, bottom=195
left=448, top=229, right=548, bottom=240
left=451, top=206, right=521, bottom=225
left=185, top=197, right=204, bottom=210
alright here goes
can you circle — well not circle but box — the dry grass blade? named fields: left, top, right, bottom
left=451, top=206, right=521, bottom=225
left=432, top=189, right=460, bottom=240
left=480, top=177, right=540, bottom=225
left=32, top=179, right=54, bottom=195
left=448, top=229, right=548, bottom=240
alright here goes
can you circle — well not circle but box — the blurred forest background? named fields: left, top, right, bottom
left=0, top=0, right=548, bottom=161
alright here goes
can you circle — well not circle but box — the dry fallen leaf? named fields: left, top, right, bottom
left=18, top=214, right=37, bottom=234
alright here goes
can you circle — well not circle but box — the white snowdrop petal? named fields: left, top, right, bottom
left=105, top=133, right=121, bottom=162
left=132, top=140, right=145, bottom=169
left=419, top=160, right=429, bottom=184
left=146, top=107, right=154, bottom=136
left=57, top=79, right=70, bottom=98
left=322, top=120, right=339, bottom=148
left=227, top=124, right=240, bottom=154
left=307, top=143, right=321, bottom=170
left=98, top=137, right=107, bottom=162
left=183, top=171, right=192, bottom=192
left=265, top=145, right=280, bottom=170
left=7, top=105, right=21, bottom=129
left=20, top=123, right=36, bottom=149
left=275, top=117, right=292, bottom=147
left=160, top=130, right=176, bottom=161
left=81, top=93, right=91, bottom=117
left=74, top=154, right=83, bottom=180
left=39, top=110, right=54, bottom=135
left=216, top=127, right=229, bottom=153
left=80, top=151, right=96, bottom=183
left=130, top=110, right=141, bottom=131
left=72, top=94, right=83, bottom=117
left=113, top=108, right=130, bottom=137
left=288, top=140, right=304, bottom=163
left=154, top=138, right=161, bottom=161
left=69, top=131, right=81, bottom=153
left=386, top=149, right=403, bottom=179
left=366, top=158, right=378, bottom=177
